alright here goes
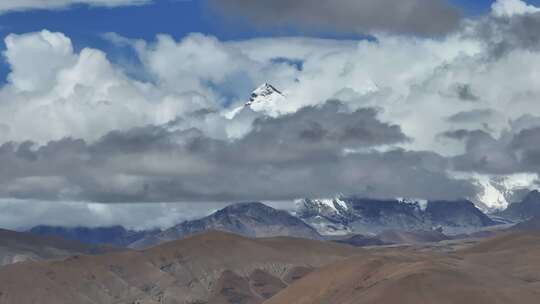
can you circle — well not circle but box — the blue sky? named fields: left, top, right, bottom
left=1, top=0, right=535, bottom=43
left=0, top=0, right=537, bottom=84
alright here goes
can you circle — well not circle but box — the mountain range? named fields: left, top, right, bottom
left=234, top=83, right=539, bottom=211
left=296, top=197, right=496, bottom=236
left=0, top=229, right=111, bottom=266
left=25, top=196, right=508, bottom=250
left=3, top=189, right=540, bottom=304
left=29, top=226, right=160, bottom=248
left=498, top=190, right=540, bottom=221
left=129, top=202, right=321, bottom=249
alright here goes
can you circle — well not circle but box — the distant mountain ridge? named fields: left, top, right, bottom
left=21, top=198, right=500, bottom=249
left=498, top=190, right=540, bottom=221
left=130, top=202, right=321, bottom=249
left=0, top=229, right=110, bottom=266
left=296, top=197, right=496, bottom=236
left=511, top=216, right=540, bottom=232
left=28, top=225, right=160, bottom=248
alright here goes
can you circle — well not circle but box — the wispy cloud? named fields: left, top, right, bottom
left=0, top=0, right=152, bottom=14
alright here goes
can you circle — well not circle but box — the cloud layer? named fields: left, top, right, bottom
left=1, top=102, right=475, bottom=203
left=2, top=1, right=540, bottom=225
left=207, top=0, right=461, bottom=36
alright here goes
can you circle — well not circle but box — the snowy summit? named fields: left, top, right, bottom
left=227, top=83, right=287, bottom=118
left=246, top=83, right=284, bottom=106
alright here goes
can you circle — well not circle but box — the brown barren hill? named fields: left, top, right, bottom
left=264, top=233, right=540, bottom=304
left=0, top=230, right=361, bottom=304
left=460, top=232, right=540, bottom=286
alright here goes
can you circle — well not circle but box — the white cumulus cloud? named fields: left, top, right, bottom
left=2, top=1, right=540, bottom=216
left=492, top=0, right=540, bottom=17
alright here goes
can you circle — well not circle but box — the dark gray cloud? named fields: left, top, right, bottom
left=443, top=118, right=540, bottom=175
left=510, top=114, right=540, bottom=133
left=443, top=129, right=520, bottom=174
left=236, top=101, right=410, bottom=162
left=511, top=126, right=540, bottom=171
left=447, top=109, right=498, bottom=123
left=207, top=0, right=461, bottom=36
left=438, top=83, right=480, bottom=102
left=473, top=11, right=540, bottom=57
left=455, top=83, right=480, bottom=102
left=447, top=109, right=507, bottom=133
left=0, top=101, right=475, bottom=202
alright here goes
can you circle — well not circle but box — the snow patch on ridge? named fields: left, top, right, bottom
left=397, top=198, right=429, bottom=211
left=316, top=198, right=348, bottom=212
left=334, top=197, right=348, bottom=210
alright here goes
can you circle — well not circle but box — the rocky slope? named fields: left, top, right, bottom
left=130, top=202, right=321, bottom=249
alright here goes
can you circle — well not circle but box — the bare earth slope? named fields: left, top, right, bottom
left=0, top=231, right=359, bottom=304
left=3, top=230, right=540, bottom=304
left=264, top=233, right=540, bottom=304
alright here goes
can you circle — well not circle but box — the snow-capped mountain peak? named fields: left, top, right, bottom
left=294, top=198, right=353, bottom=236
left=226, top=83, right=287, bottom=119
left=295, top=196, right=496, bottom=237
left=245, top=83, right=286, bottom=116
left=245, top=83, right=284, bottom=106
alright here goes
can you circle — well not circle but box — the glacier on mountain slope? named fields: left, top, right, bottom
left=452, top=172, right=539, bottom=211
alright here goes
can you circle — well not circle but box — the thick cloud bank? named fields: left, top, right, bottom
left=2, top=1, right=540, bottom=222
left=0, top=102, right=475, bottom=202
left=207, top=0, right=461, bottom=36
